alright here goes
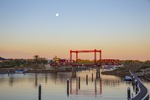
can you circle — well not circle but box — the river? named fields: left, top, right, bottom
left=0, top=69, right=149, bottom=100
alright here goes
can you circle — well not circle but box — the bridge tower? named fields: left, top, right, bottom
left=70, top=49, right=102, bottom=75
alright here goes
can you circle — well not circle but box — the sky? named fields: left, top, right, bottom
left=0, top=0, right=150, bottom=61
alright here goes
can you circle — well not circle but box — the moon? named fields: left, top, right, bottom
left=56, top=13, right=59, bottom=17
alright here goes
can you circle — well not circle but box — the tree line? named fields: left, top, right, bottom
left=0, top=55, right=47, bottom=68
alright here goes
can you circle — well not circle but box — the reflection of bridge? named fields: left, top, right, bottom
left=68, top=76, right=120, bottom=96
left=69, top=77, right=102, bottom=96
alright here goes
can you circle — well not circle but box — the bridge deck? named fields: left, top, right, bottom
left=71, top=63, right=100, bottom=67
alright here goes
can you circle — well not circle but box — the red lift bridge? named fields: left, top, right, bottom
left=70, top=49, right=102, bottom=66
left=50, top=49, right=120, bottom=67
left=70, top=49, right=120, bottom=67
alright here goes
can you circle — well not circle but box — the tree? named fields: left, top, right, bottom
left=33, top=55, right=39, bottom=64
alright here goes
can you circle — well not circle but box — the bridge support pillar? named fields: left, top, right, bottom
left=72, top=67, right=76, bottom=78
left=96, top=67, right=100, bottom=79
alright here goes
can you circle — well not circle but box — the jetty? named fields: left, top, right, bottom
left=130, top=71, right=149, bottom=100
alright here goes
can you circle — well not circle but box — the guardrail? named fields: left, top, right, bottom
left=129, top=71, right=149, bottom=100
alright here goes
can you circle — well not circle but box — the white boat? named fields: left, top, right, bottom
left=124, top=76, right=132, bottom=81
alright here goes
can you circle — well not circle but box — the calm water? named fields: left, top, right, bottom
left=0, top=70, right=149, bottom=100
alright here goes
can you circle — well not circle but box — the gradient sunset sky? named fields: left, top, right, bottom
left=0, top=0, right=150, bottom=60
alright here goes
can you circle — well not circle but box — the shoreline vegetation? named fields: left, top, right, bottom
left=0, top=56, right=150, bottom=80
left=102, top=60, right=150, bottom=80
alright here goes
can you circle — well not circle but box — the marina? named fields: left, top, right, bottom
left=0, top=69, right=149, bottom=100
left=0, top=0, right=150, bottom=100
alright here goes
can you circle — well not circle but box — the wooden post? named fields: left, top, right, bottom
left=67, top=79, right=69, bottom=96
left=38, top=84, right=41, bottom=100
left=86, top=75, right=88, bottom=85
left=127, top=87, right=131, bottom=100
left=79, top=77, right=80, bottom=90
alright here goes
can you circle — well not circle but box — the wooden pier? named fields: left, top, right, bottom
left=130, top=71, right=149, bottom=100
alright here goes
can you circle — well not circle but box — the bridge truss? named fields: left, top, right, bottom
left=70, top=49, right=102, bottom=67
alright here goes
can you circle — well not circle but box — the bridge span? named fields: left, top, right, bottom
left=51, top=49, right=121, bottom=67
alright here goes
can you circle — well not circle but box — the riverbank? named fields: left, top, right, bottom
left=144, top=74, right=150, bottom=81
left=101, top=70, right=129, bottom=77
left=101, top=61, right=150, bottom=80
left=0, top=67, right=72, bottom=74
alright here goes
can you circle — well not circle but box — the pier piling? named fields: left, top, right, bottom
left=67, top=79, right=69, bottom=96
left=38, top=84, right=41, bottom=100
left=86, top=75, right=88, bottom=85
left=127, top=87, right=131, bottom=100
left=79, top=77, right=80, bottom=90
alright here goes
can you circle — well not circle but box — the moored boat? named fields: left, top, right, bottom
left=124, top=76, right=132, bottom=81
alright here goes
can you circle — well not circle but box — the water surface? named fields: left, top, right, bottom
left=0, top=70, right=149, bottom=100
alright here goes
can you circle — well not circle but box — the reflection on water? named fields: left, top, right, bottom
left=0, top=70, right=149, bottom=100
left=68, top=75, right=103, bottom=96
left=35, top=73, right=37, bottom=86
left=9, top=75, right=14, bottom=86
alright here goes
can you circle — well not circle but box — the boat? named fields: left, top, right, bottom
left=15, top=70, right=25, bottom=74
left=124, top=76, right=132, bottom=81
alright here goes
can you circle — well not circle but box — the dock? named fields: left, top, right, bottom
left=130, top=71, right=149, bottom=100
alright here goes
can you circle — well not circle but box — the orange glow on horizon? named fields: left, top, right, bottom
left=0, top=47, right=149, bottom=61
